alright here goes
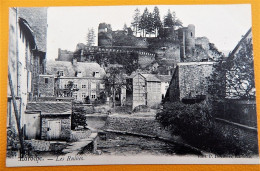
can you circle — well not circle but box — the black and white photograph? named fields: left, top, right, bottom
left=6, top=4, right=259, bottom=166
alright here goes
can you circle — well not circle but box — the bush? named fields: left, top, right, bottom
left=156, top=101, right=213, bottom=142
left=72, top=106, right=87, bottom=130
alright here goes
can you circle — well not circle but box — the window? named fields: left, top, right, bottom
left=91, top=94, right=96, bottom=99
left=58, top=71, right=64, bottom=76
left=73, top=93, right=77, bottom=100
left=93, top=72, right=100, bottom=78
left=82, top=93, right=86, bottom=98
left=45, top=78, right=48, bottom=84
left=191, top=32, right=193, bottom=37
left=82, top=84, right=86, bottom=88
left=73, top=84, right=78, bottom=89
left=64, top=84, right=67, bottom=89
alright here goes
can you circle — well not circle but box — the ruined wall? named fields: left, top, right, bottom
left=57, top=48, right=74, bottom=61
left=196, top=37, right=210, bottom=51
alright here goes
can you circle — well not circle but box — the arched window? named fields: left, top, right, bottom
left=191, top=32, right=193, bottom=37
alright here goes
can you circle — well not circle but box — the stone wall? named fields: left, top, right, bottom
left=177, top=62, right=213, bottom=101
left=214, top=118, right=258, bottom=154
left=38, top=75, right=55, bottom=97
left=25, top=140, right=50, bottom=151
left=104, top=115, right=172, bottom=139
left=41, top=116, right=71, bottom=141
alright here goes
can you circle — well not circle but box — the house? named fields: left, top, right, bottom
left=127, top=73, right=162, bottom=109
left=25, top=101, right=72, bottom=141
left=167, top=62, right=214, bottom=103
left=7, top=8, right=48, bottom=135
left=46, top=59, right=106, bottom=103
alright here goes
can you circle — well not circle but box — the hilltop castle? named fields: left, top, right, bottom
left=56, top=22, right=222, bottom=76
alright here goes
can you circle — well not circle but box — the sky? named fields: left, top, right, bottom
left=46, top=4, right=252, bottom=61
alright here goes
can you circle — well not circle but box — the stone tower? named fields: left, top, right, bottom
left=178, top=24, right=196, bottom=61
left=98, top=23, right=113, bottom=47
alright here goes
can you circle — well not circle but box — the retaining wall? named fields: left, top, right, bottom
left=104, top=115, right=173, bottom=139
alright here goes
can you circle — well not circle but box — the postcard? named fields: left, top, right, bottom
left=5, top=5, right=259, bottom=167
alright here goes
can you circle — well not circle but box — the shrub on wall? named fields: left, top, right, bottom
left=156, top=101, right=258, bottom=155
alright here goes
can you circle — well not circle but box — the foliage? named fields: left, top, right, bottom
left=57, top=81, right=79, bottom=97
left=225, top=38, right=255, bottom=99
left=209, top=37, right=255, bottom=103
left=152, top=6, right=162, bottom=37
left=156, top=102, right=213, bottom=140
left=146, top=12, right=154, bottom=37
left=131, top=8, right=141, bottom=36
left=103, top=65, right=126, bottom=107
left=72, top=105, right=88, bottom=130
left=86, top=28, right=96, bottom=47
left=139, top=7, right=149, bottom=37
left=163, top=10, right=174, bottom=28
left=163, top=9, right=183, bottom=29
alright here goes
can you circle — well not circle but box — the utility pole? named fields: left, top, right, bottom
left=8, top=67, right=25, bottom=158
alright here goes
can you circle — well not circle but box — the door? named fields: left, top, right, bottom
left=47, top=120, right=61, bottom=140
left=24, top=112, right=41, bottom=140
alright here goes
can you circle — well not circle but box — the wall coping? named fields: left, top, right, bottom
left=177, top=62, right=215, bottom=66
left=215, top=118, right=258, bottom=132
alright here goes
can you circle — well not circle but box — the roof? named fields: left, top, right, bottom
left=227, top=28, right=252, bottom=62
left=18, top=7, right=48, bottom=52
left=46, top=60, right=106, bottom=78
left=141, top=74, right=161, bottom=82
left=26, top=101, right=72, bottom=115
left=156, top=75, right=172, bottom=82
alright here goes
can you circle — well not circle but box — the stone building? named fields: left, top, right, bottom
left=25, top=101, right=72, bottom=141
left=7, top=8, right=48, bottom=134
left=46, top=60, right=106, bottom=103
left=167, top=62, right=214, bottom=103
left=127, top=73, right=162, bottom=109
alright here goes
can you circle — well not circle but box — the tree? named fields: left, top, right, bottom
left=152, top=6, right=162, bottom=37
left=86, top=28, right=96, bottom=46
left=139, top=7, right=149, bottom=37
left=56, top=81, right=79, bottom=97
left=123, top=23, right=128, bottom=31
left=103, top=65, right=126, bottom=108
left=225, top=38, right=255, bottom=99
left=72, top=104, right=87, bottom=130
left=163, top=9, right=174, bottom=28
left=163, top=9, right=183, bottom=29
left=146, top=12, right=154, bottom=37
left=131, top=8, right=141, bottom=36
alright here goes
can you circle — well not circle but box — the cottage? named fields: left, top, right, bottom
left=25, top=101, right=72, bottom=141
